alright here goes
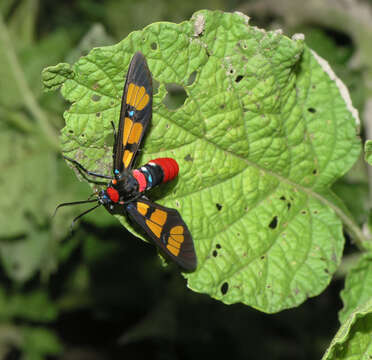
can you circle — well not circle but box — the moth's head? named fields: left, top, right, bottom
left=98, top=187, right=119, bottom=205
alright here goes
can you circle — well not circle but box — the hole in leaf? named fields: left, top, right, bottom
left=269, top=216, right=278, bottom=229
left=91, top=94, right=101, bottom=102
left=312, top=169, right=318, bottom=175
left=175, top=200, right=180, bottom=208
left=308, top=107, right=316, bottom=113
left=221, top=282, right=229, bottom=295
left=324, top=268, right=329, bottom=274
left=240, top=41, right=248, bottom=49
left=187, top=71, right=197, bottom=86
left=280, top=196, right=286, bottom=201
left=68, top=129, right=74, bottom=134
left=212, top=250, right=218, bottom=257
left=301, top=210, right=307, bottom=215
left=313, top=210, right=318, bottom=214
left=287, top=203, right=291, bottom=210
left=96, top=112, right=101, bottom=117
left=220, top=104, right=226, bottom=109
left=216, top=203, right=222, bottom=211
left=184, top=154, right=194, bottom=162
left=216, top=244, right=221, bottom=249
left=151, top=42, right=157, bottom=50
left=162, top=83, right=187, bottom=110
left=235, top=75, right=243, bottom=83
left=261, top=255, right=266, bottom=260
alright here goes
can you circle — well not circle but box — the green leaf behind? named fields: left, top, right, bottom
left=322, top=298, right=372, bottom=360
left=364, top=140, right=372, bottom=165
left=339, top=252, right=372, bottom=323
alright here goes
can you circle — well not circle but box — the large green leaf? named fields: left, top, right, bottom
left=43, top=10, right=361, bottom=312
left=322, top=298, right=372, bottom=360
left=339, top=252, right=372, bottom=323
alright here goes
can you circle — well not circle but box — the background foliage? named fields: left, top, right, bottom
left=0, top=0, right=371, bottom=359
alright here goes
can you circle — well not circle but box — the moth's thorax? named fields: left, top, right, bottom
left=113, top=172, right=139, bottom=201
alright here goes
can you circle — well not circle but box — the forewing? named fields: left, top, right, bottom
left=126, top=198, right=197, bottom=271
left=113, top=52, right=152, bottom=173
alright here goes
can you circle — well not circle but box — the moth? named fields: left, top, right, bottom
left=56, top=52, right=197, bottom=271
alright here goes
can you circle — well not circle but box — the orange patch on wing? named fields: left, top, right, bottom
left=136, top=88, right=149, bottom=110
left=123, top=117, right=132, bottom=145
left=146, top=220, right=162, bottom=238
left=137, top=202, right=149, bottom=216
left=126, top=83, right=149, bottom=110
left=126, top=83, right=136, bottom=106
left=168, top=238, right=181, bottom=249
left=127, top=122, right=143, bottom=144
left=171, top=234, right=184, bottom=243
left=123, top=150, right=133, bottom=168
left=150, top=209, right=167, bottom=226
left=170, top=226, right=184, bottom=235
left=167, top=244, right=180, bottom=256
left=137, top=86, right=145, bottom=103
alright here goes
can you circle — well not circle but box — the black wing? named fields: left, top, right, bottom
left=126, top=197, right=197, bottom=271
left=113, top=52, right=153, bottom=174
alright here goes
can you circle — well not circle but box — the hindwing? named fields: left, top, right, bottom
left=126, top=197, right=197, bottom=271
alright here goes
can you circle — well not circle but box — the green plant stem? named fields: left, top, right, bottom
left=315, top=192, right=370, bottom=251
left=0, top=14, right=59, bottom=150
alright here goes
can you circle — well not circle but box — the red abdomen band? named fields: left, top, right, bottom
left=149, top=158, right=179, bottom=183
left=133, top=169, right=147, bottom=192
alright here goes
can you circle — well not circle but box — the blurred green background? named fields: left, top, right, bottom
left=0, top=0, right=371, bottom=359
